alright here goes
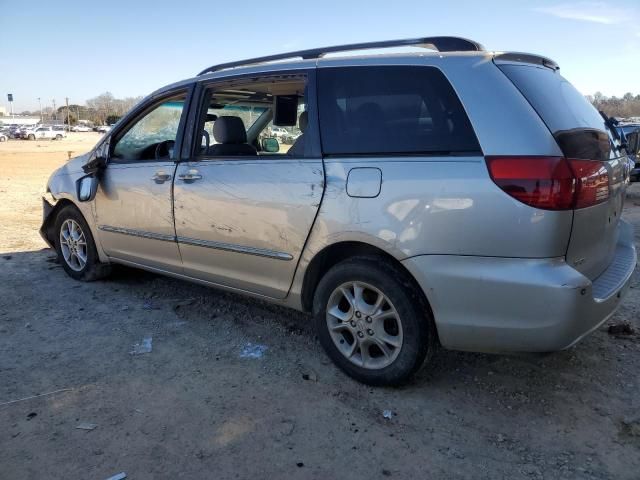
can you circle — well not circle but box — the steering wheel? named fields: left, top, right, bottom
left=154, top=140, right=175, bottom=160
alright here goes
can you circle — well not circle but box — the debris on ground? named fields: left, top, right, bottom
left=173, top=298, right=196, bottom=311
left=104, top=473, right=126, bottom=480
left=0, top=388, right=73, bottom=407
left=301, top=372, right=318, bottom=382
left=621, top=415, right=640, bottom=437
left=26, top=412, right=37, bottom=420
left=296, top=462, right=304, bottom=468
left=130, top=337, right=152, bottom=355
left=142, top=301, right=158, bottom=310
left=75, top=422, right=97, bottom=431
left=240, top=343, right=267, bottom=359
left=608, top=323, right=635, bottom=336
left=2, top=255, right=12, bottom=260
left=382, top=410, right=395, bottom=419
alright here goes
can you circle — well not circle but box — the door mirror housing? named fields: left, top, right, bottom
left=261, top=137, right=280, bottom=153
left=77, top=175, right=99, bottom=202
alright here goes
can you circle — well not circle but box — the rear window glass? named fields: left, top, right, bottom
left=498, top=65, right=606, bottom=134
left=317, top=66, right=480, bottom=156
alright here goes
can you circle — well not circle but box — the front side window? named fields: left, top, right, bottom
left=112, top=94, right=186, bottom=161
left=317, top=66, right=480, bottom=156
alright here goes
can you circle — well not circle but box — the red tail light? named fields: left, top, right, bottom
left=485, top=156, right=610, bottom=211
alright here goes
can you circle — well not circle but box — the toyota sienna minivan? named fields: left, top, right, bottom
left=40, top=37, right=637, bottom=385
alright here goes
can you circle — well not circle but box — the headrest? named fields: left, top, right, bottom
left=298, top=111, right=309, bottom=133
left=213, top=116, right=247, bottom=144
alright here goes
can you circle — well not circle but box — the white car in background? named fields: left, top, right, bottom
left=269, top=126, right=288, bottom=139
left=25, top=126, right=65, bottom=140
left=96, top=125, right=112, bottom=133
left=71, top=125, right=92, bottom=132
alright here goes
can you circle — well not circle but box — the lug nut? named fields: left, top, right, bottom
left=350, top=321, right=356, bottom=327
left=355, top=311, right=361, bottom=318
left=365, top=316, right=372, bottom=323
left=367, top=329, right=374, bottom=336
left=357, top=331, right=364, bottom=338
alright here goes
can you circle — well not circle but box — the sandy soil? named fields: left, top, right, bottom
left=0, top=136, right=639, bottom=479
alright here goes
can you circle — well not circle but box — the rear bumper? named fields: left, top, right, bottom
left=402, top=220, right=637, bottom=353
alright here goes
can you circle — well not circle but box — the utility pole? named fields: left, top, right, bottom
left=38, top=97, right=42, bottom=122
left=52, top=99, right=56, bottom=122
left=65, top=97, right=70, bottom=128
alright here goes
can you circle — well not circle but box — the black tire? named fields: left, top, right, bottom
left=55, top=134, right=62, bottom=140
left=28, top=134, right=35, bottom=140
left=54, top=205, right=111, bottom=281
left=313, top=256, right=437, bottom=386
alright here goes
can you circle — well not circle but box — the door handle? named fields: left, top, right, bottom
left=178, top=169, right=203, bottom=182
left=151, top=171, right=172, bottom=184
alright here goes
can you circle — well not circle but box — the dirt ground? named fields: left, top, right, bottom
left=1, top=134, right=639, bottom=480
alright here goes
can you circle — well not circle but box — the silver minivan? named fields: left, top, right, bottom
left=41, top=37, right=637, bottom=385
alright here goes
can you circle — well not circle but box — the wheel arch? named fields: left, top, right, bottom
left=41, top=197, right=109, bottom=263
left=300, top=241, right=436, bottom=326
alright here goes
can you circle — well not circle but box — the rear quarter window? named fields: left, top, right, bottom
left=498, top=64, right=612, bottom=161
left=498, top=64, right=606, bottom=133
left=317, top=66, right=480, bottom=156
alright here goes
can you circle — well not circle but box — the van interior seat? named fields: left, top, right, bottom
left=208, top=116, right=257, bottom=156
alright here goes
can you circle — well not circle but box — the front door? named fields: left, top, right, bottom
left=173, top=73, right=323, bottom=298
left=94, top=92, right=188, bottom=272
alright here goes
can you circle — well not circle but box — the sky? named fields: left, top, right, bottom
left=0, top=0, right=639, bottom=112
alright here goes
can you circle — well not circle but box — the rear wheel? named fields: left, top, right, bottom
left=54, top=205, right=111, bottom=281
left=55, top=134, right=62, bottom=140
left=313, top=257, right=436, bottom=386
left=28, top=134, right=35, bottom=140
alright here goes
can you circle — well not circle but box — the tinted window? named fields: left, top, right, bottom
left=317, top=66, right=480, bottom=156
left=499, top=65, right=605, bottom=133
left=499, top=65, right=612, bottom=161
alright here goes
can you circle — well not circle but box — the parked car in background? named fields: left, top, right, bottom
left=625, top=128, right=640, bottom=182
left=71, top=125, right=92, bottom=132
left=9, top=126, right=23, bottom=138
left=53, top=125, right=68, bottom=137
left=25, top=126, right=65, bottom=140
left=40, top=36, right=637, bottom=385
left=615, top=123, right=640, bottom=182
left=269, top=126, right=289, bottom=139
left=96, top=125, right=112, bottom=133
left=0, top=130, right=8, bottom=142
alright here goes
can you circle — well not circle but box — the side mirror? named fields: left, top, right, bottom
left=261, top=137, right=280, bottom=153
left=77, top=175, right=99, bottom=202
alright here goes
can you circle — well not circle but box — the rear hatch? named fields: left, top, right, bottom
left=496, top=58, right=627, bottom=280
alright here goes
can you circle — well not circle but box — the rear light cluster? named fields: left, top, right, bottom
left=485, top=156, right=610, bottom=211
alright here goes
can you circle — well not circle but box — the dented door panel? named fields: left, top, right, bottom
left=173, top=158, right=324, bottom=298
left=94, top=162, right=182, bottom=272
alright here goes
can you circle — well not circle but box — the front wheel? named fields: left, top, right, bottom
left=54, top=205, right=111, bottom=281
left=313, top=257, right=436, bottom=386
left=55, top=134, right=62, bottom=140
left=28, top=134, right=35, bottom=140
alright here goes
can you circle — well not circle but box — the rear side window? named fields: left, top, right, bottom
left=499, top=65, right=605, bottom=133
left=317, top=66, right=480, bottom=156
left=498, top=64, right=611, bottom=161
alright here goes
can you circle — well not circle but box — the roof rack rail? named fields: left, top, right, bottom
left=197, top=36, right=484, bottom=76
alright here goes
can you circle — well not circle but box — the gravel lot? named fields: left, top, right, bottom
left=1, top=135, right=639, bottom=479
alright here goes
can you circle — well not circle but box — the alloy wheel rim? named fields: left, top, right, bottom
left=326, top=281, right=403, bottom=369
left=59, top=219, right=88, bottom=272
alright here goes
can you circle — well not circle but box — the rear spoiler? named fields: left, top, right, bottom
left=493, top=52, right=559, bottom=71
